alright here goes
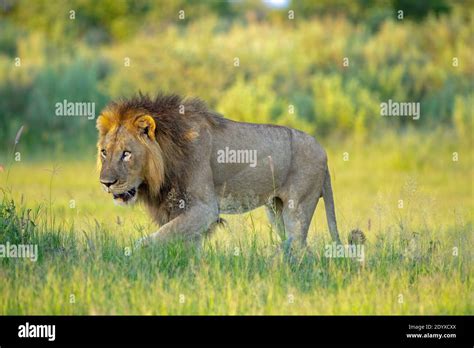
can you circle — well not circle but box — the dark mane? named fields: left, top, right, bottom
left=111, top=92, right=226, bottom=129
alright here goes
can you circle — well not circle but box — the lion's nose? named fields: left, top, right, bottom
left=100, top=179, right=118, bottom=188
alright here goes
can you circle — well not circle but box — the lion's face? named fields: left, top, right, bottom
left=97, top=111, right=164, bottom=206
left=98, top=127, right=147, bottom=205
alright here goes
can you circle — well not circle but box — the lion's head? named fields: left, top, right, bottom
left=96, top=103, right=164, bottom=206
left=96, top=93, right=224, bottom=208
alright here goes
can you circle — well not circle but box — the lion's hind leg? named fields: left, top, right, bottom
left=281, top=193, right=320, bottom=250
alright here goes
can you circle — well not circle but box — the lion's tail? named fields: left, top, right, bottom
left=322, top=168, right=342, bottom=244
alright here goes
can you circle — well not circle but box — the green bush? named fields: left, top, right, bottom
left=0, top=57, right=107, bottom=153
left=0, top=2, right=472, bottom=154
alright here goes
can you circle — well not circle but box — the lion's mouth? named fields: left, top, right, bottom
left=113, top=187, right=137, bottom=203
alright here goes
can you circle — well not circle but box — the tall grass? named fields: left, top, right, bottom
left=0, top=194, right=470, bottom=315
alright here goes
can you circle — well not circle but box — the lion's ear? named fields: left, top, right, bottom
left=134, top=115, right=156, bottom=141
left=96, top=115, right=112, bottom=136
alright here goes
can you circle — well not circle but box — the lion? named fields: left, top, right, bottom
left=96, top=93, right=343, bottom=248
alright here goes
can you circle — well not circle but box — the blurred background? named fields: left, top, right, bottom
left=0, top=0, right=472, bottom=155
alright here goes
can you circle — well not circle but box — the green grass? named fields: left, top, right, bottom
left=0, top=129, right=472, bottom=314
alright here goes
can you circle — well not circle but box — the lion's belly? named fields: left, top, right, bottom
left=213, top=151, right=287, bottom=213
left=214, top=162, right=283, bottom=214
left=216, top=189, right=268, bottom=214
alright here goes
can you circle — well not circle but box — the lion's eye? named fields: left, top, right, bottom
left=101, top=149, right=106, bottom=158
left=122, top=151, right=132, bottom=162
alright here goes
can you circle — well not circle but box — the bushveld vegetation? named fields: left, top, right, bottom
left=0, top=1, right=472, bottom=314
left=0, top=0, right=472, bottom=152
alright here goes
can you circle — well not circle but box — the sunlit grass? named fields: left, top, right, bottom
left=0, top=130, right=472, bottom=314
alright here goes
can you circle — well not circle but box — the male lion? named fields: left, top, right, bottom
left=97, top=93, right=342, bottom=248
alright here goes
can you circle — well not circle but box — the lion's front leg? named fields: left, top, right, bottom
left=135, top=131, right=218, bottom=249
left=136, top=200, right=219, bottom=248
